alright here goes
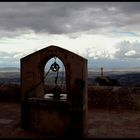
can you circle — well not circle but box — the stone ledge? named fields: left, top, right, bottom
left=28, top=97, right=71, bottom=111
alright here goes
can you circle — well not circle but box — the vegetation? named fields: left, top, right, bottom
left=95, top=76, right=120, bottom=86
left=88, top=86, right=140, bottom=110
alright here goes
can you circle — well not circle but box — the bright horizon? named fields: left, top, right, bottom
left=0, top=2, right=140, bottom=69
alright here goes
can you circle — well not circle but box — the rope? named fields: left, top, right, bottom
left=55, top=70, right=59, bottom=85
left=24, top=67, right=51, bottom=96
left=61, top=64, right=64, bottom=87
left=24, top=57, right=65, bottom=97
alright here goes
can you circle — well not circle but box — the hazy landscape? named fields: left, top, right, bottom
left=88, top=67, right=140, bottom=87
left=0, top=67, right=140, bottom=87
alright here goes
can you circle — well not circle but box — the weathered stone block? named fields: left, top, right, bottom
left=28, top=98, right=71, bottom=136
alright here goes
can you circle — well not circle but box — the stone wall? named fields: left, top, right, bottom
left=88, top=86, right=140, bottom=110
left=0, top=84, right=140, bottom=110
left=28, top=98, right=71, bottom=136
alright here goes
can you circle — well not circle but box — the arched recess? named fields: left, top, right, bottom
left=20, top=45, right=88, bottom=136
left=43, top=56, right=67, bottom=100
left=36, top=52, right=70, bottom=100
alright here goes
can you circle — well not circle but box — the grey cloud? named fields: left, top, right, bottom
left=0, top=51, right=28, bottom=67
left=0, top=2, right=140, bottom=36
left=0, top=51, right=19, bottom=59
left=0, top=51, right=19, bottom=65
left=114, top=40, right=140, bottom=59
left=118, top=2, right=140, bottom=15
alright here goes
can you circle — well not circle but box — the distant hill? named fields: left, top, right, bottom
left=0, top=67, right=139, bottom=86
left=88, top=67, right=140, bottom=72
left=88, top=67, right=140, bottom=87
left=0, top=67, right=20, bottom=72
left=0, top=67, right=139, bottom=73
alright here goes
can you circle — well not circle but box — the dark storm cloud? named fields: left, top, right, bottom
left=0, top=2, right=140, bottom=35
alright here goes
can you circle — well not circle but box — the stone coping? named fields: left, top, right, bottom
left=28, top=97, right=71, bottom=110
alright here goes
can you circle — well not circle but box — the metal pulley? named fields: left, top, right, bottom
left=50, top=61, right=60, bottom=72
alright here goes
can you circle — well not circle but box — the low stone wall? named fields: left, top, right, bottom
left=28, top=98, right=71, bottom=136
left=0, top=84, right=140, bottom=110
left=88, top=86, right=140, bottom=110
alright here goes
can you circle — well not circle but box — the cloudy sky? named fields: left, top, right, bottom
left=0, top=2, right=140, bottom=68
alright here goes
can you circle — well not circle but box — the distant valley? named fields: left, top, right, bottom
left=0, top=67, right=139, bottom=86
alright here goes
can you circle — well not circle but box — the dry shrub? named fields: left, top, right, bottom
left=88, top=85, right=139, bottom=110
left=0, top=84, right=20, bottom=102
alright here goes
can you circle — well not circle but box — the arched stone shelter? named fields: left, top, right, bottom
left=20, top=45, right=88, bottom=137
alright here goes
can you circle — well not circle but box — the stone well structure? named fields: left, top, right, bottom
left=20, top=45, right=88, bottom=137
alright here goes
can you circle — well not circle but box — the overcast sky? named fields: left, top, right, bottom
left=0, top=2, right=140, bottom=68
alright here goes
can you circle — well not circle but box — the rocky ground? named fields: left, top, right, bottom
left=0, top=102, right=140, bottom=138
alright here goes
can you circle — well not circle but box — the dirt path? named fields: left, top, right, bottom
left=0, top=102, right=140, bottom=138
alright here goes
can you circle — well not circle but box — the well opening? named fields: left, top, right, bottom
left=43, top=56, right=67, bottom=100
